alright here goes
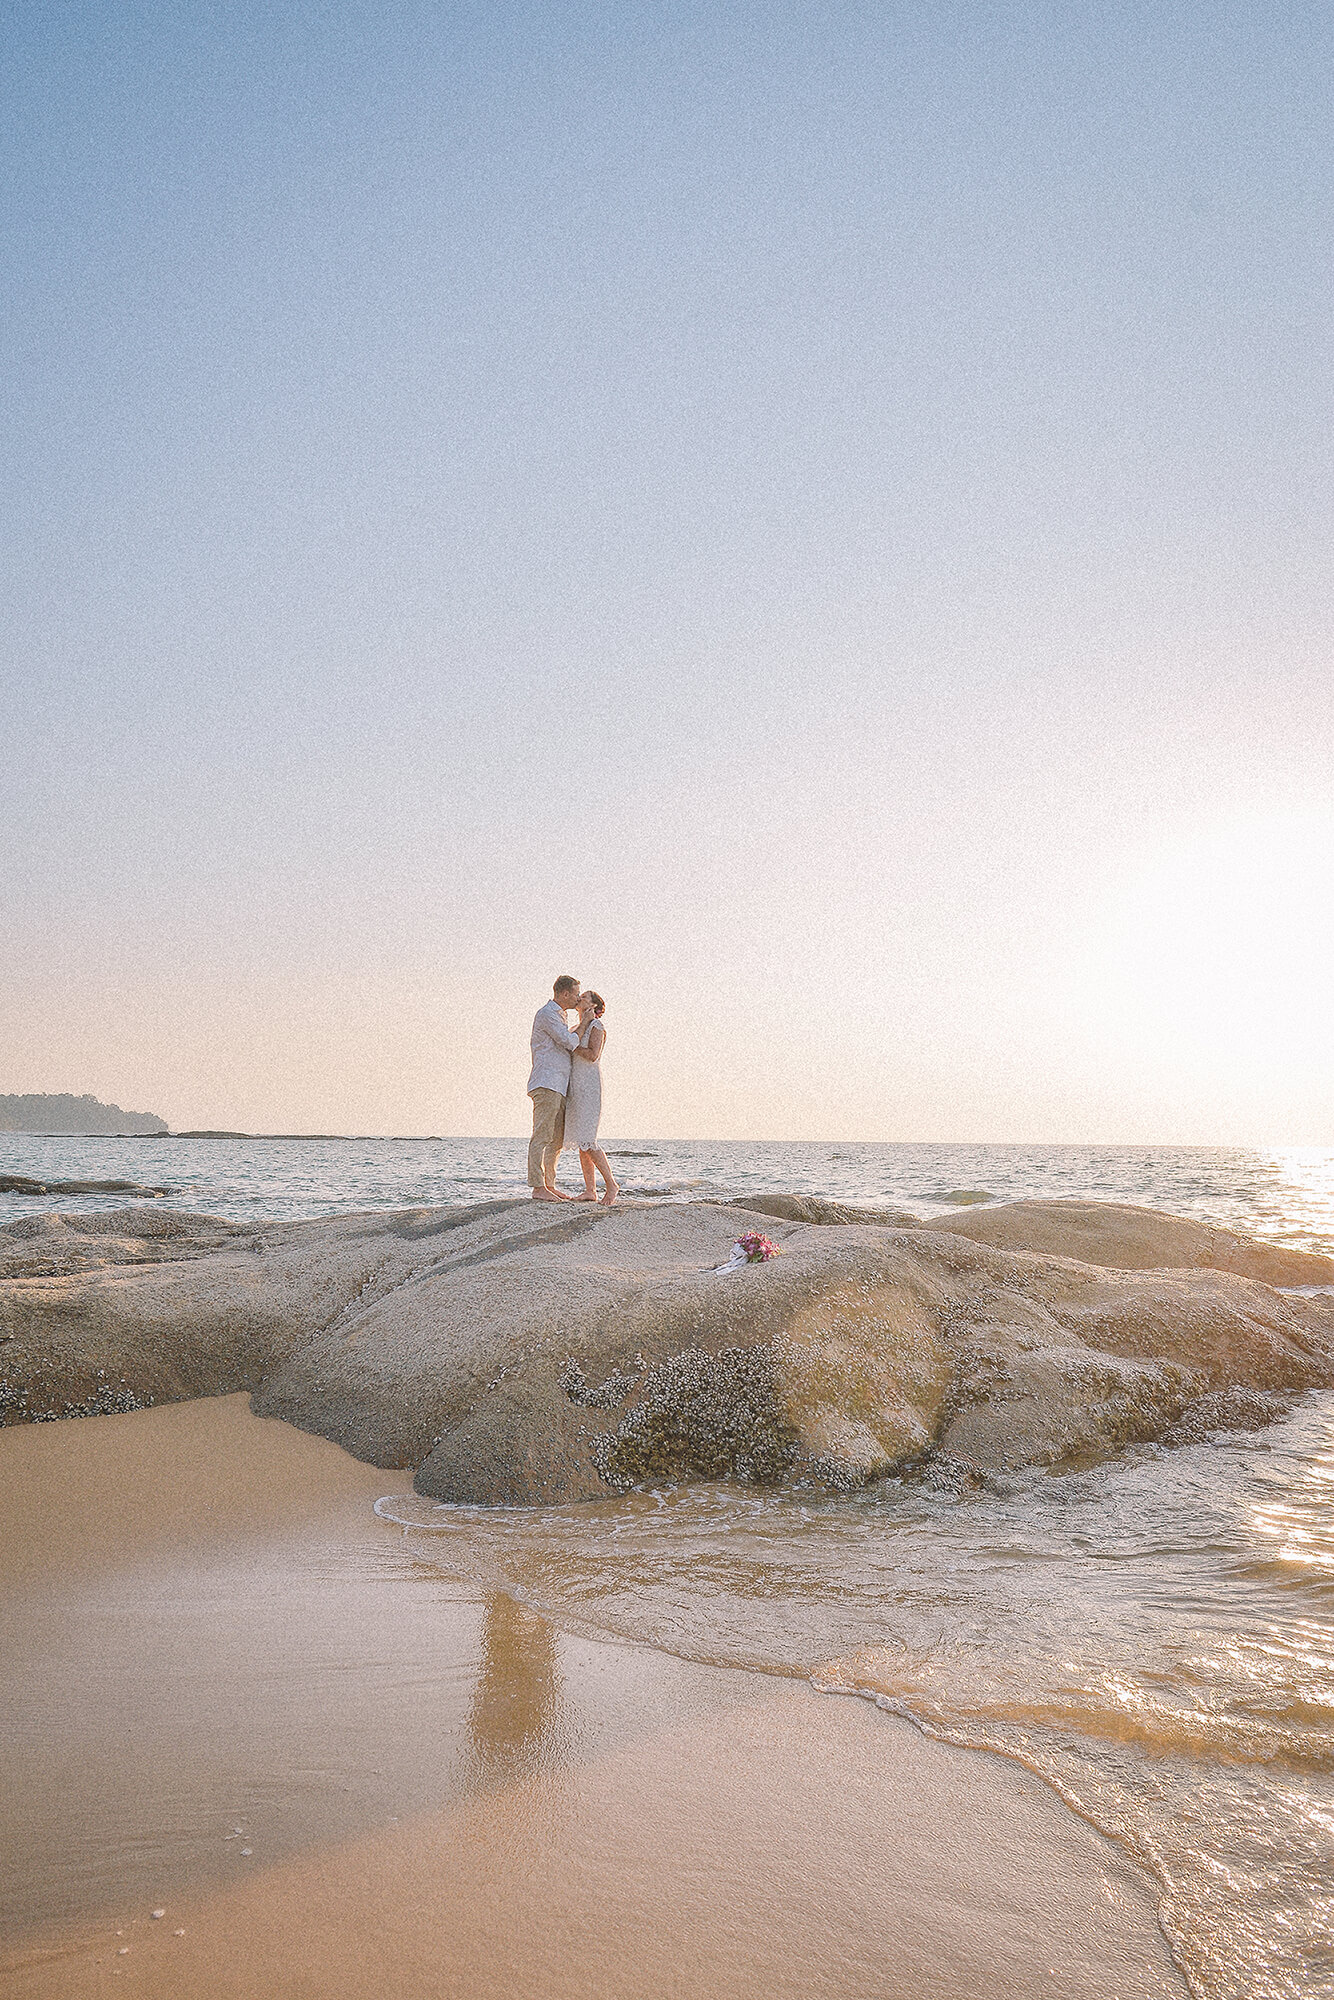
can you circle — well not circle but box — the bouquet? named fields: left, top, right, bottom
left=714, top=1230, right=779, bottom=1273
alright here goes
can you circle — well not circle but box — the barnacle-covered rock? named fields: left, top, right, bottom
left=2, top=1196, right=1331, bottom=1502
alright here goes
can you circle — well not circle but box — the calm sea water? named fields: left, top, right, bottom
left=6, top=1134, right=1334, bottom=1997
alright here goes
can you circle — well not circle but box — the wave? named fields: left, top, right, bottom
left=371, top=1399, right=1334, bottom=2000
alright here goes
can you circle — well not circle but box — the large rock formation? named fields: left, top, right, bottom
left=1, top=1199, right=1330, bottom=1499
left=730, top=1193, right=920, bottom=1227
left=915, top=1197, right=1334, bottom=1288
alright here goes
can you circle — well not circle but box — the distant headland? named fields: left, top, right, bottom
left=0, top=1093, right=168, bottom=1136
left=0, top=1102, right=398, bottom=1140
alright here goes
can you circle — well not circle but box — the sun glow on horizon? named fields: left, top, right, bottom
left=1044, top=808, right=1334, bottom=1139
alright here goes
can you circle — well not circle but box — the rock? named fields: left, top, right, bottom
left=0, top=1198, right=1330, bottom=1500
left=919, top=1198, right=1334, bottom=1286
left=0, top=1208, right=244, bottom=1282
left=1159, top=1387, right=1293, bottom=1448
left=728, top=1194, right=921, bottom=1227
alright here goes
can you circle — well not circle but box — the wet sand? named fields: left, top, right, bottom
left=0, top=1397, right=1187, bottom=1998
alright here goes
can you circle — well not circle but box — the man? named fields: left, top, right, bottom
left=527, top=975, right=581, bottom=1200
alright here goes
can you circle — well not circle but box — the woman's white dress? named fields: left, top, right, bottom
left=564, top=1020, right=603, bottom=1150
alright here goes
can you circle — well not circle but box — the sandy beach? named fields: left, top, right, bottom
left=0, top=1394, right=1186, bottom=1999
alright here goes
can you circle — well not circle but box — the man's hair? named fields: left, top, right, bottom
left=553, top=974, right=581, bottom=999
left=587, top=991, right=605, bottom=1017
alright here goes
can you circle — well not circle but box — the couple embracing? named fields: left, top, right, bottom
left=527, top=974, right=618, bottom=1206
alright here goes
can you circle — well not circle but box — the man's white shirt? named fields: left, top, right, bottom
left=528, top=1000, right=579, bottom=1096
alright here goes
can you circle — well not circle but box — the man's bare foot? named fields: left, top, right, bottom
left=531, top=1187, right=564, bottom=1202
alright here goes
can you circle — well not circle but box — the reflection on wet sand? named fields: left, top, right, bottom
left=467, top=1593, right=564, bottom=1780
left=0, top=1396, right=1188, bottom=2000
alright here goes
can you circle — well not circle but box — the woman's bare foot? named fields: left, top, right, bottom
left=573, top=1191, right=598, bottom=1202
left=600, top=1179, right=619, bottom=1207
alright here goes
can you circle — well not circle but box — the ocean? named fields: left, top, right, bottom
left=4, top=1132, right=1334, bottom=1253
left=4, top=1135, right=1332, bottom=1997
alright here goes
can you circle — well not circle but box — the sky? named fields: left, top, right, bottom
left=3, top=0, right=1332, bottom=1142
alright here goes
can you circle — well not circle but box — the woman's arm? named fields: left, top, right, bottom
left=573, top=1022, right=605, bottom=1061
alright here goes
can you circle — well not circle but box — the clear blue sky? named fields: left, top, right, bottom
left=3, top=1, right=1332, bottom=1139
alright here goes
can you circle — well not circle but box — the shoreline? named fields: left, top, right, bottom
left=0, top=1396, right=1187, bottom=1999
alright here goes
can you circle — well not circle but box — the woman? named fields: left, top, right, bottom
left=566, top=990, right=618, bottom=1206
